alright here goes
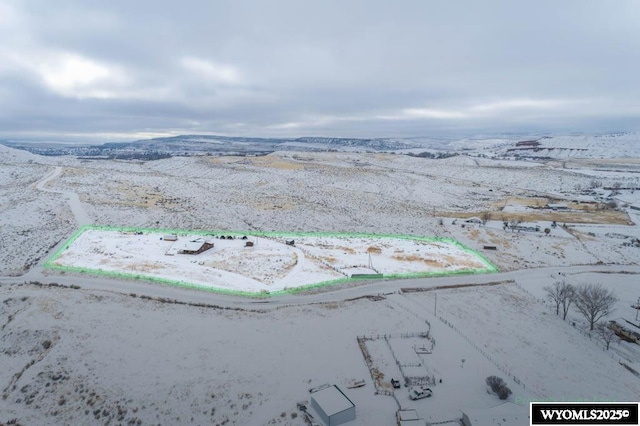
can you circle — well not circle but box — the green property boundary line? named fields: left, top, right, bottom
left=43, top=225, right=499, bottom=298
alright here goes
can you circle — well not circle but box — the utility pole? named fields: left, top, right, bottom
left=633, top=297, right=640, bottom=322
left=434, top=293, right=437, bottom=316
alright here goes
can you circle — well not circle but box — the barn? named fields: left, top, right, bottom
left=310, top=385, right=355, bottom=426
left=177, top=238, right=214, bottom=255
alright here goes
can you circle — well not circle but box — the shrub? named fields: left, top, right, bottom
left=486, top=375, right=512, bottom=400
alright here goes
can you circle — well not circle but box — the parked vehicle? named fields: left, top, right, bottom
left=408, top=386, right=432, bottom=400
left=346, top=379, right=366, bottom=389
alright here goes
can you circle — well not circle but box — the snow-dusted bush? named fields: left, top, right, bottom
left=486, top=375, right=512, bottom=400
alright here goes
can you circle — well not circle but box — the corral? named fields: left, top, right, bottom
left=44, top=226, right=497, bottom=295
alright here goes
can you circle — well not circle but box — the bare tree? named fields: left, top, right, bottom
left=560, top=284, right=575, bottom=320
left=481, top=211, right=491, bottom=226
left=573, top=283, right=617, bottom=331
left=596, top=322, right=616, bottom=350
left=544, top=279, right=574, bottom=320
left=545, top=280, right=562, bottom=316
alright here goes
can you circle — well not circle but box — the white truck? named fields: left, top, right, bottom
left=408, top=386, right=432, bottom=400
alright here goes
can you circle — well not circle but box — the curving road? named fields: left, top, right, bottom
left=2, top=263, right=638, bottom=311
left=35, top=166, right=91, bottom=227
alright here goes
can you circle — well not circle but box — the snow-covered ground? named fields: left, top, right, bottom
left=1, top=140, right=640, bottom=425
left=497, top=132, right=640, bottom=159
left=2, top=276, right=638, bottom=425
left=48, top=228, right=494, bottom=294
left=3, top=144, right=638, bottom=277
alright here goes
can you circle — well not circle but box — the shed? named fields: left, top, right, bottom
left=397, top=409, right=425, bottom=425
left=461, top=403, right=521, bottom=425
left=178, top=238, right=214, bottom=255
left=548, top=203, right=568, bottom=210
left=163, top=235, right=178, bottom=241
left=310, top=385, right=355, bottom=426
left=245, top=241, right=254, bottom=247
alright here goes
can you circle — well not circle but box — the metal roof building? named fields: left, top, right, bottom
left=310, top=385, right=355, bottom=426
left=176, top=238, right=214, bottom=255
left=397, top=409, right=426, bottom=426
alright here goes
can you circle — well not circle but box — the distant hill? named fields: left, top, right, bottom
left=0, top=134, right=434, bottom=158
left=2, top=131, right=638, bottom=159
left=499, top=132, right=640, bottom=159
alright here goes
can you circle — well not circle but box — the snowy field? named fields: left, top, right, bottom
left=1, top=137, right=640, bottom=425
left=2, top=278, right=638, bottom=425
left=47, top=228, right=494, bottom=294
left=2, top=143, right=640, bottom=276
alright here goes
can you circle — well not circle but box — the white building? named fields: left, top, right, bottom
left=310, top=385, right=355, bottom=426
left=397, top=409, right=426, bottom=425
left=548, top=203, right=568, bottom=210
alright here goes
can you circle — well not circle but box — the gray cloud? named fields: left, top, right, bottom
left=1, top=0, right=639, bottom=141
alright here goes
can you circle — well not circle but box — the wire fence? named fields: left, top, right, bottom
left=436, top=315, right=541, bottom=398
left=384, top=335, right=435, bottom=387
left=390, top=296, right=432, bottom=336
left=357, top=331, right=431, bottom=340
left=513, top=281, right=540, bottom=300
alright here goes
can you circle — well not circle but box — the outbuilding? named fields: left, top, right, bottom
left=178, top=238, right=214, bottom=255
left=397, top=409, right=425, bottom=425
left=548, top=203, right=568, bottom=210
left=310, top=385, right=355, bottom=426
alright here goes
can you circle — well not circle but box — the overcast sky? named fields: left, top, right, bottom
left=1, top=0, right=639, bottom=141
